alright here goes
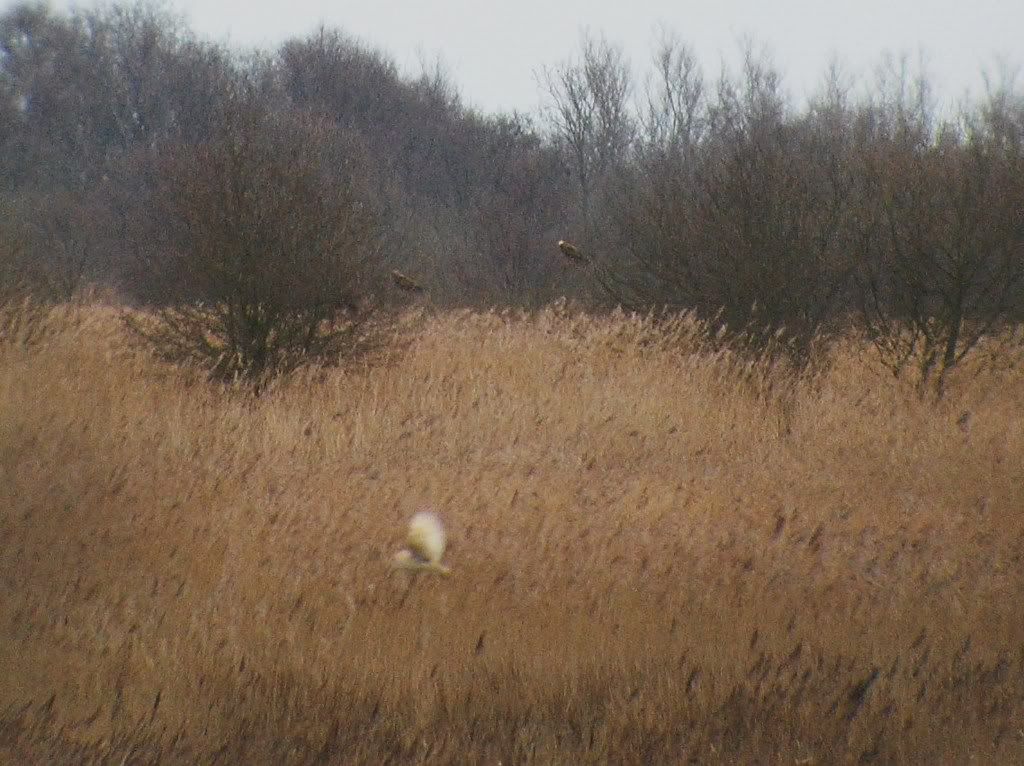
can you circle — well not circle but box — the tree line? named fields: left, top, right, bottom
left=2, top=2, right=1022, bottom=390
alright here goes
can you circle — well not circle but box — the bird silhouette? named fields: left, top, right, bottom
left=391, top=269, right=425, bottom=293
left=557, top=239, right=587, bottom=263
left=392, top=510, right=450, bottom=575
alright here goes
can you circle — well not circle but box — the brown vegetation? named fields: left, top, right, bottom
left=1, top=303, right=1022, bottom=763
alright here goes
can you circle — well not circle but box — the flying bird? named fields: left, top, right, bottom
left=557, top=239, right=587, bottom=263
left=392, top=510, right=451, bottom=575
left=391, top=269, right=424, bottom=293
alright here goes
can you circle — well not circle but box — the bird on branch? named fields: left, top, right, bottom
left=557, top=239, right=587, bottom=263
left=391, top=269, right=424, bottom=293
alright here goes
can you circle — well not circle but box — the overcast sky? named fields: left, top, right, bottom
left=41, top=0, right=1024, bottom=115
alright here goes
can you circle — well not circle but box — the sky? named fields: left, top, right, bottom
left=39, top=0, right=1024, bottom=115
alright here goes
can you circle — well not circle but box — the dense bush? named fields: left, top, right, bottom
left=125, top=95, right=382, bottom=384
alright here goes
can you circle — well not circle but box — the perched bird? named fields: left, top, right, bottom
left=557, top=239, right=587, bottom=263
left=391, top=269, right=424, bottom=293
left=392, top=510, right=451, bottom=575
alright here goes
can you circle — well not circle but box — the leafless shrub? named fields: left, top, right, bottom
left=594, top=46, right=856, bottom=365
left=856, top=69, right=1024, bottom=395
left=125, top=93, right=382, bottom=385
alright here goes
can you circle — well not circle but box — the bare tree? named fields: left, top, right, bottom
left=457, top=114, right=571, bottom=304
left=128, top=93, right=382, bottom=384
left=639, top=33, right=706, bottom=158
left=596, top=47, right=857, bottom=361
left=857, top=90, right=1024, bottom=394
left=542, top=34, right=635, bottom=222
left=0, top=3, right=115, bottom=187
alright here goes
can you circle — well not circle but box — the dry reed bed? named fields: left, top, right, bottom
left=1, top=304, right=1022, bottom=763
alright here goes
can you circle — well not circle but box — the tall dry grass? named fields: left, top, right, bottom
left=1, top=303, right=1022, bottom=764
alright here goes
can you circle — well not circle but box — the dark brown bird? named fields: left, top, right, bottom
left=557, top=239, right=587, bottom=263
left=391, top=269, right=424, bottom=293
